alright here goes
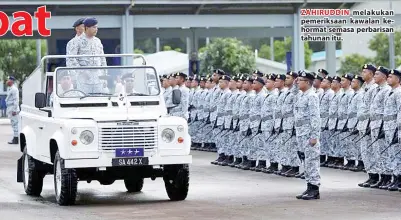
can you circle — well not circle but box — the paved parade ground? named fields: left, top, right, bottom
left=0, top=124, right=400, bottom=219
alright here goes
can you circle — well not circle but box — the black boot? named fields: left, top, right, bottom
left=211, top=153, right=225, bottom=165
left=301, top=183, right=320, bottom=200
left=388, top=175, right=401, bottom=191
left=221, top=155, right=234, bottom=166
left=277, top=165, right=289, bottom=176
left=284, top=166, right=299, bottom=177
left=327, top=157, right=337, bottom=168
left=255, top=160, right=267, bottom=172
left=379, top=174, right=392, bottom=190
left=342, top=160, right=354, bottom=170
left=8, top=137, right=18, bottom=145
left=296, top=183, right=311, bottom=199
left=358, top=173, right=373, bottom=187
left=369, top=174, right=382, bottom=188
left=295, top=171, right=304, bottom=178
left=242, top=160, right=255, bottom=170
left=263, top=162, right=278, bottom=174
left=354, top=160, right=364, bottom=172
left=236, top=156, right=247, bottom=168
left=320, top=155, right=327, bottom=166
left=334, top=157, right=344, bottom=169
left=229, top=157, right=242, bottom=167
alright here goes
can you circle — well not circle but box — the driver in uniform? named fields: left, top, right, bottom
left=49, top=72, right=83, bottom=106
left=66, top=17, right=107, bottom=94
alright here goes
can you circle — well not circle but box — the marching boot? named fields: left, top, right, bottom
left=334, top=157, right=344, bottom=169
left=369, top=174, right=383, bottom=188
left=320, top=155, right=327, bottom=166
left=342, top=160, right=354, bottom=170
left=255, top=160, right=266, bottom=172
left=212, top=143, right=218, bottom=152
left=250, top=160, right=258, bottom=171
left=322, top=156, right=331, bottom=167
left=230, top=157, right=242, bottom=167
left=301, top=183, right=320, bottom=200
left=208, top=143, right=216, bottom=152
left=388, top=175, right=400, bottom=191
left=379, top=174, right=392, bottom=190
left=284, top=166, right=299, bottom=177
left=236, top=156, right=248, bottom=168
left=296, top=183, right=311, bottom=199
left=295, top=171, right=304, bottom=178
left=211, top=153, right=225, bottom=165
left=263, top=162, right=278, bottom=174
left=327, top=157, right=337, bottom=168
left=277, top=165, right=289, bottom=176
left=221, top=155, right=234, bottom=166
left=200, top=143, right=208, bottom=151
left=195, top=143, right=203, bottom=150
left=8, top=137, right=18, bottom=145
left=242, top=160, right=255, bottom=170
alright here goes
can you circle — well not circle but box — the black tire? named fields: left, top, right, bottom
left=163, top=165, right=189, bottom=201
left=124, top=177, right=144, bottom=193
left=22, top=148, right=44, bottom=196
left=54, top=151, right=78, bottom=206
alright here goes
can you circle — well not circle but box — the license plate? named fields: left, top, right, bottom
left=112, top=157, right=149, bottom=166
left=115, top=147, right=144, bottom=157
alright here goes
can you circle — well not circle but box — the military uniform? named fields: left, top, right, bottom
left=66, top=17, right=85, bottom=75
left=170, top=72, right=190, bottom=120
left=327, top=77, right=343, bottom=168
left=6, top=76, right=20, bottom=144
left=319, top=77, right=334, bottom=166
left=66, top=17, right=107, bottom=94
left=189, top=77, right=204, bottom=149
left=294, top=72, right=321, bottom=200
left=199, top=78, right=215, bottom=150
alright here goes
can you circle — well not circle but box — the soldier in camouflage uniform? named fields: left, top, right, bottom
left=211, top=75, right=233, bottom=165
left=319, top=76, right=334, bottom=166
left=259, top=74, right=278, bottom=172
left=187, top=76, right=195, bottom=122
left=367, top=66, right=391, bottom=188
left=6, top=76, right=20, bottom=144
left=347, top=75, right=365, bottom=172
left=66, top=17, right=85, bottom=79
left=247, top=77, right=267, bottom=171
left=189, top=76, right=204, bottom=149
left=294, top=71, right=321, bottom=200
left=199, top=78, right=215, bottom=151
left=277, top=71, right=300, bottom=177
left=358, top=64, right=379, bottom=188
left=387, top=69, right=401, bottom=191
left=336, top=74, right=354, bottom=169
left=326, top=76, right=343, bottom=168
left=193, top=76, right=211, bottom=150
left=313, top=74, right=324, bottom=99
left=381, top=69, right=401, bottom=190
left=208, top=69, right=225, bottom=152
left=66, top=17, right=108, bottom=94
left=236, top=77, right=255, bottom=169
left=170, top=72, right=190, bottom=120
left=219, top=75, right=242, bottom=166
left=264, top=74, right=288, bottom=173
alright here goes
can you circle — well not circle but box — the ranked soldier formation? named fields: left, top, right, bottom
left=161, top=65, right=401, bottom=200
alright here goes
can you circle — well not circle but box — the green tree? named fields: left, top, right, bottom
left=163, top=45, right=172, bottom=51
left=258, top=37, right=313, bottom=69
left=199, top=38, right=255, bottom=75
left=338, top=54, right=372, bottom=75
left=0, top=39, right=47, bottom=88
left=134, top=48, right=144, bottom=54
left=368, top=31, right=401, bottom=68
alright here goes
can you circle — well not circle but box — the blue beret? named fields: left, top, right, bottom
left=220, top=75, right=231, bottom=81
left=8, top=76, right=15, bottom=81
left=277, top=74, right=286, bottom=81
left=287, top=71, right=298, bottom=78
left=83, top=17, right=98, bottom=27
left=353, top=75, right=364, bottom=84
left=342, top=73, right=353, bottom=81
left=300, top=71, right=315, bottom=81
left=390, top=69, right=401, bottom=78
left=253, top=70, right=263, bottom=77
left=377, top=66, right=390, bottom=76
left=73, top=18, right=85, bottom=27
left=254, top=76, right=265, bottom=85
left=362, top=64, right=377, bottom=72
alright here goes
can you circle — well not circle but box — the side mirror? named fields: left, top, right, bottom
left=172, top=89, right=181, bottom=105
left=35, top=93, right=46, bottom=108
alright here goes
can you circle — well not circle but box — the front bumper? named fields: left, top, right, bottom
left=63, top=153, right=192, bottom=169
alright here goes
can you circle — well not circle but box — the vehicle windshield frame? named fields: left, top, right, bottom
left=54, top=65, right=161, bottom=98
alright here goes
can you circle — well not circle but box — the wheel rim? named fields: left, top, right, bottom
left=23, top=153, right=29, bottom=190
left=55, top=159, right=62, bottom=198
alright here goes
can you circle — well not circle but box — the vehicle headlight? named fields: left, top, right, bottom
left=161, top=128, right=175, bottom=143
left=177, top=125, right=184, bottom=132
left=79, top=130, right=94, bottom=145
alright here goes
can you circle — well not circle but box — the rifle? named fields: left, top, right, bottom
left=352, top=119, right=371, bottom=142
left=282, top=127, right=296, bottom=146
left=359, top=121, right=385, bottom=155
left=330, top=119, right=349, bottom=138
left=238, top=127, right=253, bottom=144
left=365, top=128, right=398, bottom=171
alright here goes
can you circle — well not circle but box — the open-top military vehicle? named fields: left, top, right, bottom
left=16, top=54, right=192, bottom=206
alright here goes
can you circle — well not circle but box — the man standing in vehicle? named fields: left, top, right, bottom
left=6, top=76, right=20, bottom=145
left=66, top=17, right=107, bottom=94
left=66, top=17, right=85, bottom=74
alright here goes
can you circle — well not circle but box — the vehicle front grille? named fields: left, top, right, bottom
left=98, top=121, right=158, bottom=151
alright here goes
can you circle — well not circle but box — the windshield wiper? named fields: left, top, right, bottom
left=127, top=92, right=149, bottom=96
left=80, top=93, right=113, bottom=100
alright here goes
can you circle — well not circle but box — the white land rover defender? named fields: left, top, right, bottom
left=16, top=54, right=192, bottom=206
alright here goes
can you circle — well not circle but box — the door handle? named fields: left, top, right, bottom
left=38, top=127, right=43, bottom=130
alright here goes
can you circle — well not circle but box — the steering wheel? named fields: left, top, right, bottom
left=62, top=89, right=86, bottom=96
